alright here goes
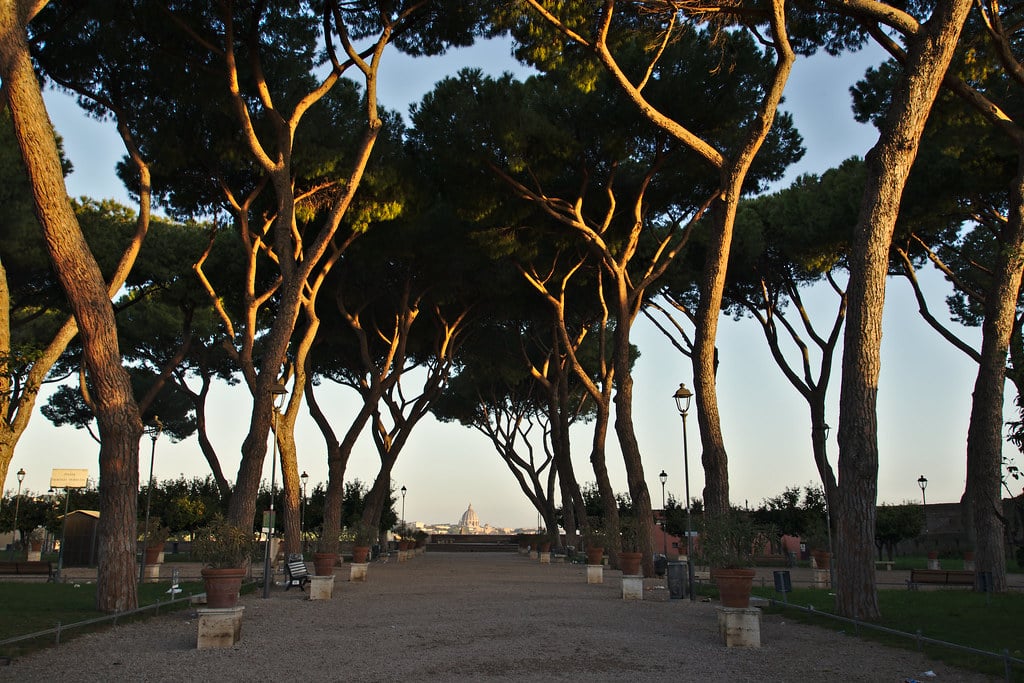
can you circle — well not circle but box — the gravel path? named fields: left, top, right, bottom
left=1, top=553, right=997, bottom=682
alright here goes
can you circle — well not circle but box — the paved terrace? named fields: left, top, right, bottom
left=3, top=553, right=1001, bottom=682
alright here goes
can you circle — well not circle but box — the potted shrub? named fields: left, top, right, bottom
left=312, top=530, right=339, bottom=576
left=140, top=517, right=170, bottom=565
left=617, top=518, right=644, bottom=575
left=350, top=521, right=375, bottom=564
left=697, top=511, right=772, bottom=608
left=583, top=523, right=610, bottom=566
left=192, top=515, right=256, bottom=608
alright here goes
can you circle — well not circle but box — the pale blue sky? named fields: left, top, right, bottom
left=7, top=38, right=1002, bottom=529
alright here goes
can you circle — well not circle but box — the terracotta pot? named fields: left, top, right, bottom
left=619, top=551, right=643, bottom=576
left=313, top=552, right=337, bottom=576
left=144, top=545, right=163, bottom=565
left=964, top=551, right=975, bottom=561
left=352, top=546, right=370, bottom=564
left=927, top=551, right=938, bottom=559
left=586, top=547, right=605, bottom=566
left=812, top=550, right=831, bottom=569
left=201, top=567, right=246, bottom=608
left=539, top=542, right=551, bottom=553
left=30, top=541, right=42, bottom=552
left=712, top=568, right=756, bottom=608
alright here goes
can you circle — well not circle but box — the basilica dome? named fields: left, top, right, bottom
left=459, top=503, right=480, bottom=530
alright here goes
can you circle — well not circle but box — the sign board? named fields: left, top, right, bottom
left=262, top=510, right=276, bottom=532
left=50, top=468, right=89, bottom=489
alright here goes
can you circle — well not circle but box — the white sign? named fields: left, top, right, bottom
left=50, top=468, right=89, bottom=489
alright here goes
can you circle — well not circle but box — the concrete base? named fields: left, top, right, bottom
left=587, top=564, right=603, bottom=584
left=528, top=550, right=538, bottom=560
left=143, top=564, right=161, bottom=582
left=398, top=551, right=407, bottom=563
left=622, top=575, right=643, bottom=600
left=539, top=553, right=550, bottom=564
left=717, top=607, right=761, bottom=648
left=811, top=568, right=831, bottom=589
left=964, top=559, right=975, bottom=571
left=927, top=558, right=940, bottom=570
left=350, top=562, right=369, bottom=582
left=26, top=549, right=41, bottom=561
left=309, top=575, right=334, bottom=600
left=196, top=606, right=244, bottom=649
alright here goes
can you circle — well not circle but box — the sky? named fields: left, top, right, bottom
left=5, top=34, right=1005, bottom=530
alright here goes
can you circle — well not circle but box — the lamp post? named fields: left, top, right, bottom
left=821, top=423, right=835, bottom=587
left=918, top=475, right=928, bottom=533
left=673, top=382, right=695, bottom=602
left=300, top=471, right=309, bottom=554
left=262, top=381, right=288, bottom=599
left=658, top=470, right=668, bottom=559
left=401, top=485, right=407, bottom=528
left=139, top=417, right=163, bottom=583
left=13, top=468, right=25, bottom=549
left=55, top=486, right=72, bottom=583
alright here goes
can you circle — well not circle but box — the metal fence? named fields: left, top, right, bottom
left=765, top=598, right=1024, bottom=682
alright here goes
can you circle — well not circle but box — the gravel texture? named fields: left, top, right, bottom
left=2, top=553, right=997, bottom=682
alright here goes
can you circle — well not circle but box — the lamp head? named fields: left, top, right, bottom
left=823, top=423, right=831, bottom=440
left=300, top=471, right=309, bottom=486
left=917, top=474, right=928, bottom=491
left=17, top=468, right=25, bottom=483
left=659, top=470, right=667, bottom=485
left=673, top=382, right=693, bottom=415
left=401, top=485, right=407, bottom=495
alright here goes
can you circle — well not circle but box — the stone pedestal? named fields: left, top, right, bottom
left=811, top=568, right=831, bottom=589
left=309, top=575, right=334, bottom=600
left=539, top=552, right=550, bottom=564
left=143, top=564, right=161, bottom=582
left=27, top=549, right=41, bottom=561
left=927, top=556, right=940, bottom=570
left=398, top=550, right=407, bottom=563
left=196, top=606, right=244, bottom=649
left=528, top=550, right=538, bottom=560
left=587, top=564, right=603, bottom=584
left=964, top=559, right=975, bottom=571
left=350, top=562, right=369, bottom=582
left=621, top=575, right=643, bottom=600
left=717, top=607, right=761, bottom=648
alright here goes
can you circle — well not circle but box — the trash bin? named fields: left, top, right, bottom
left=654, top=553, right=667, bottom=577
left=667, top=561, right=687, bottom=599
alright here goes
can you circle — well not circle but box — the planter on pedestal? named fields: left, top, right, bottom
left=618, top=552, right=643, bottom=576
left=811, top=550, right=831, bottom=570
left=964, top=551, right=975, bottom=571
left=145, top=545, right=163, bottom=566
left=313, top=553, right=338, bottom=576
left=201, top=567, right=247, bottom=608
left=927, top=551, right=940, bottom=570
left=712, top=568, right=756, bottom=608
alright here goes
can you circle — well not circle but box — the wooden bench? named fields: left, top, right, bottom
left=907, top=568, right=975, bottom=589
left=875, top=560, right=894, bottom=571
left=0, top=560, right=54, bottom=581
left=284, top=559, right=310, bottom=591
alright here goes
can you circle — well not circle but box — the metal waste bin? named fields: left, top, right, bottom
left=667, top=561, right=687, bottom=599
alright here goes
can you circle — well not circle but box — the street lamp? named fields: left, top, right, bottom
left=13, top=468, right=25, bottom=549
left=658, top=470, right=668, bottom=559
left=401, top=485, right=407, bottom=528
left=300, top=471, right=309, bottom=554
left=139, top=416, right=163, bottom=583
left=673, top=382, right=695, bottom=602
left=918, top=475, right=928, bottom=534
left=821, top=423, right=835, bottom=587
left=262, top=380, right=288, bottom=599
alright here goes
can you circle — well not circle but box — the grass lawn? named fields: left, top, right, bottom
left=753, top=585, right=1024, bottom=680
left=0, top=579, right=209, bottom=660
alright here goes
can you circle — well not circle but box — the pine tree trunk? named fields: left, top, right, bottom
left=1, top=7, right=143, bottom=612
left=964, top=166, right=1024, bottom=592
left=835, top=0, right=972, bottom=620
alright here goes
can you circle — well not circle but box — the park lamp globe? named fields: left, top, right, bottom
left=673, top=382, right=692, bottom=416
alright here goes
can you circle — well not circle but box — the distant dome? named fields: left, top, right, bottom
left=459, top=503, right=480, bottom=529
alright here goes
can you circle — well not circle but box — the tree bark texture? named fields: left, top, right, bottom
left=1, top=2, right=142, bottom=612
left=836, top=0, right=972, bottom=620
